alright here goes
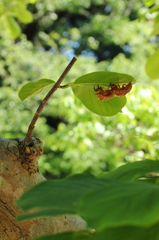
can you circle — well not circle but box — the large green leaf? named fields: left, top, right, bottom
left=16, top=209, right=75, bottom=222
left=99, top=160, right=159, bottom=181
left=31, top=222, right=159, bottom=240
left=4, top=15, right=21, bottom=38
left=71, top=72, right=135, bottom=116
left=14, top=6, right=33, bottom=23
left=32, top=231, right=91, bottom=240
left=16, top=174, right=111, bottom=221
left=143, top=0, right=155, bottom=6
left=18, top=78, right=55, bottom=101
left=145, top=49, right=159, bottom=79
left=90, top=223, right=159, bottom=240
left=78, top=181, right=159, bottom=230
left=150, top=22, right=159, bottom=36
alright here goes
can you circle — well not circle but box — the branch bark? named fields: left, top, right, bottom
left=26, top=57, right=77, bottom=142
left=0, top=137, right=86, bottom=240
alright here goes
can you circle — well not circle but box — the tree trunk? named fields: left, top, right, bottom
left=0, top=137, right=86, bottom=240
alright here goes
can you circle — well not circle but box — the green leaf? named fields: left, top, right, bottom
left=99, top=160, right=159, bottom=181
left=79, top=181, right=159, bottom=230
left=143, top=0, right=155, bottom=7
left=71, top=72, right=135, bottom=116
left=0, top=2, right=4, bottom=16
left=150, top=22, right=159, bottom=36
left=15, top=6, right=33, bottom=23
left=4, top=15, right=21, bottom=38
left=89, top=223, right=159, bottom=240
left=32, top=223, right=159, bottom=240
left=32, top=231, right=91, bottom=240
left=149, top=4, right=159, bottom=13
left=16, top=174, right=111, bottom=221
left=18, top=79, right=55, bottom=101
left=17, top=209, right=75, bottom=222
left=146, top=131, right=159, bottom=141
left=145, top=49, right=159, bottom=79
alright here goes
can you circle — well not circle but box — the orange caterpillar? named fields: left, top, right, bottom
left=110, top=82, right=132, bottom=97
left=95, top=81, right=132, bottom=101
left=95, top=87, right=115, bottom=101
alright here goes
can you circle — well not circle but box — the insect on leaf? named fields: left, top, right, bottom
left=71, top=71, right=136, bottom=116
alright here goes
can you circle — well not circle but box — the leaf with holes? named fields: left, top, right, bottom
left=71, top=72, right=135, bottom=116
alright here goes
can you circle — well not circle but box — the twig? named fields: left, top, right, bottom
left=25, top=57, right=77, bottom=142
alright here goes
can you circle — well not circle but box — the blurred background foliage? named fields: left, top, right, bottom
left=1, top=0, right=159, bottom=178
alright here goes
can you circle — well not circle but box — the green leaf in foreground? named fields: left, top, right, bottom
left=16, top=174, right=111, bottom=222
left=79, top=181, right=159, bottom=230
left=32, top=231, right=91, bottom=240
left=71, top=71, right=135, bottom=116
left=90, top=223, right=159, bottom=240
left=18, top=78, right=55, bottom=101
left=145, top=49, right=159, bottom=79
left=31, top=222, right=159, bottom=240
left=99, top=159, right=159, bottom=181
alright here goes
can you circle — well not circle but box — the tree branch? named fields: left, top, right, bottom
left=25, top=57, right=77, bottom=142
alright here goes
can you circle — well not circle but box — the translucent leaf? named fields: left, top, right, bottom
left=99, top=160, right=159, bottom=181
left=89, top=223, right=159, bottom=240
left=146, top=132, right=159, bottom=141
left=150, top=22, right=159, bottom=36
left=145, top=49, right=159, bottom=79
left=71, top=71, right=135, bottom=116
left=0, top=2, right=4, bottom=16
left=16, top=174, right=111, bottom=221
left=15, top=6, right=33, bottom=23
left=29, top=0, right=38, bottom=3
left=149, top=4, right=159, bottom=13
left=18, top=79, right=55, bottom=101
left=32, top=231, right=91, bottom=240
left=79, top=181, right=159, bottom=230
left=31, top=224, right=159, bottom=240
left=4, top=15, right=21, bottom=38
left=143, top=0, right=155, bottom=6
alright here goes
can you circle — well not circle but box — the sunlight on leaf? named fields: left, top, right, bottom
left=16, top=174, right=111, bottom=221
left=98, top=159, right=159, bottom=181
left=71, top=71, right=136, bottom=116
left=145, top=49, right=159, bottom=79
left=79, top=180, right=159, bottom=230
left=18, top=78, right=55, bottom=101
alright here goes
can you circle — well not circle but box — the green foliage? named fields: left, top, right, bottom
left=79, top=181, right=159, bottom=229
left=33, top=231, right=91, bottom=240
left=143, top=1, right=159, bottom=80
left=19, top=79, right=55, bottom=101
left=0, top=28, right=158, bottom=177
left=29, top=225, right=159, bottom=240
left=1, top=1, right=159, bottom=239
left=71, top=72, right=135, bottom=116
left=16, top=174, right=111, bottom=221
left=0, top=0, right=34, bottom=38
left=99, top=159, right=159, bottom=181
left=16, top=160, right=159, bottom=240
left=145, top=49, right=159, bottom=80
left=143, top=0, right=155, bottom=7
left=1, top=15, right=21, bottom=38
left=19, top=71, right=135, bottom=116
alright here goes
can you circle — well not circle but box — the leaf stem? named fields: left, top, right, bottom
left=25, top=57, right=77, bottom=142
left=60, top=83, right=75, bottom=89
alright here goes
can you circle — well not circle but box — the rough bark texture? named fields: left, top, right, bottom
left=0, top=137, right=86, bottom=240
